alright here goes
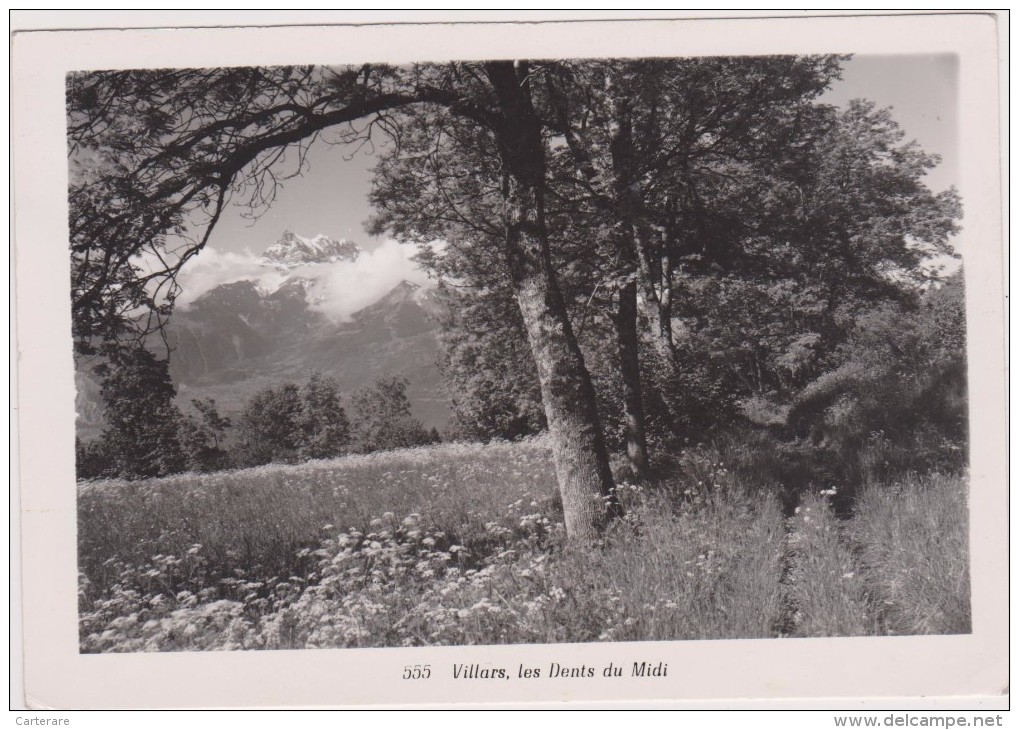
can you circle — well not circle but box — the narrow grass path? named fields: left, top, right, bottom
left=771, top=492, right=801, bottom=638
left=773, top=475, right=971, bottom=638
left=783, top=490, right=875, bottom=637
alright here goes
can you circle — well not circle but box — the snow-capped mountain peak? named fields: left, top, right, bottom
left=258, top=230, right=361, bottom=270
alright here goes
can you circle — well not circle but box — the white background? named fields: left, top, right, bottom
left=8, top=8, right=1011, bottom=718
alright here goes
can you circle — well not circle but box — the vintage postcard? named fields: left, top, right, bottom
left=12, top=11, right=1008, bottom=709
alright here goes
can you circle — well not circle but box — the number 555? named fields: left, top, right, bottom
left=403, top=665, right=431, bottom=679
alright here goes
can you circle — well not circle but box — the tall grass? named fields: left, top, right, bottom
left=847, top=473, right=971, bottom=635
left=784, top=491, right=874, bottom=637
left=556, top=485, right=786, bottom=642
left=78, top=438, right=787, bottom=651
left=77, top=438, right=970, bottom=652
left=78, top=437, right=560, bottom=605
left=786, top=474, right=971, bottom=637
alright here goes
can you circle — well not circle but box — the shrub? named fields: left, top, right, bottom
left=350, top=374, right=431, bottom=453
left=232, top=374, right=352, bottom=467
left=232, top=383, right=306, bottom=466
left=781, top=276, right=968, bottom=491
left=81, top=347, right=187, bottom=480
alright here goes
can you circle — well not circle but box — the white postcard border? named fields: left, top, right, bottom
left=12, top=12, right=1007, bottom=709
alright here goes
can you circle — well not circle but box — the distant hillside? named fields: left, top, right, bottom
left=76, top=232, right=451, bottom=441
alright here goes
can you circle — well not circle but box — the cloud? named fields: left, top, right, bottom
left=174, top=248, right=287, bottom=308
left=304, top=239, right=433, bottom=321
left=174, top=238, right=433, bottom=321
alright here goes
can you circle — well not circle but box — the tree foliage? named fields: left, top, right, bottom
left=76, top=351, right=234, bottom=479
left=367, top=56, right=962, bottom=451
left=298, top=373, right=353, bottom=460
left=77, top=348, right=186, bottom=479
left=68, top=61, right=627, bottom=537
left=233, top=374, right=352, bottom=467
left=233, top=383, right=305, bottom=466
left=350, top=374, right=432, bottom=453
left=178, top=397, right=232, bottom=473
left=434, top=284, right=546, bottom=442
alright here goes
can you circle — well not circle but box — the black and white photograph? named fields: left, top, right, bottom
left=13, top=11, right=1007, bottom=709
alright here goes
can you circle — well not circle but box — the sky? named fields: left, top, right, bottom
left=821, top=54, right=958, bottom=197
left=207, top=137, right=382, bottom=256
left=187, top=54, right=960, bottom=310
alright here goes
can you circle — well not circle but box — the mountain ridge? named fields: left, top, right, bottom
left=257, top=230, right=361, bottom=270
left=75, top=233, right=450, bottom=441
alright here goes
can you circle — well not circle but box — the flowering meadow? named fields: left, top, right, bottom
left=78, top=437, right=970, bottom=652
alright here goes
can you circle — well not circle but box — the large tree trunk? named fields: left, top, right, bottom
left=486, top=61, right=622, bottom=540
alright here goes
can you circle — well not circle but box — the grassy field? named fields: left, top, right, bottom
left=77, top=437, right=970, bottom=652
